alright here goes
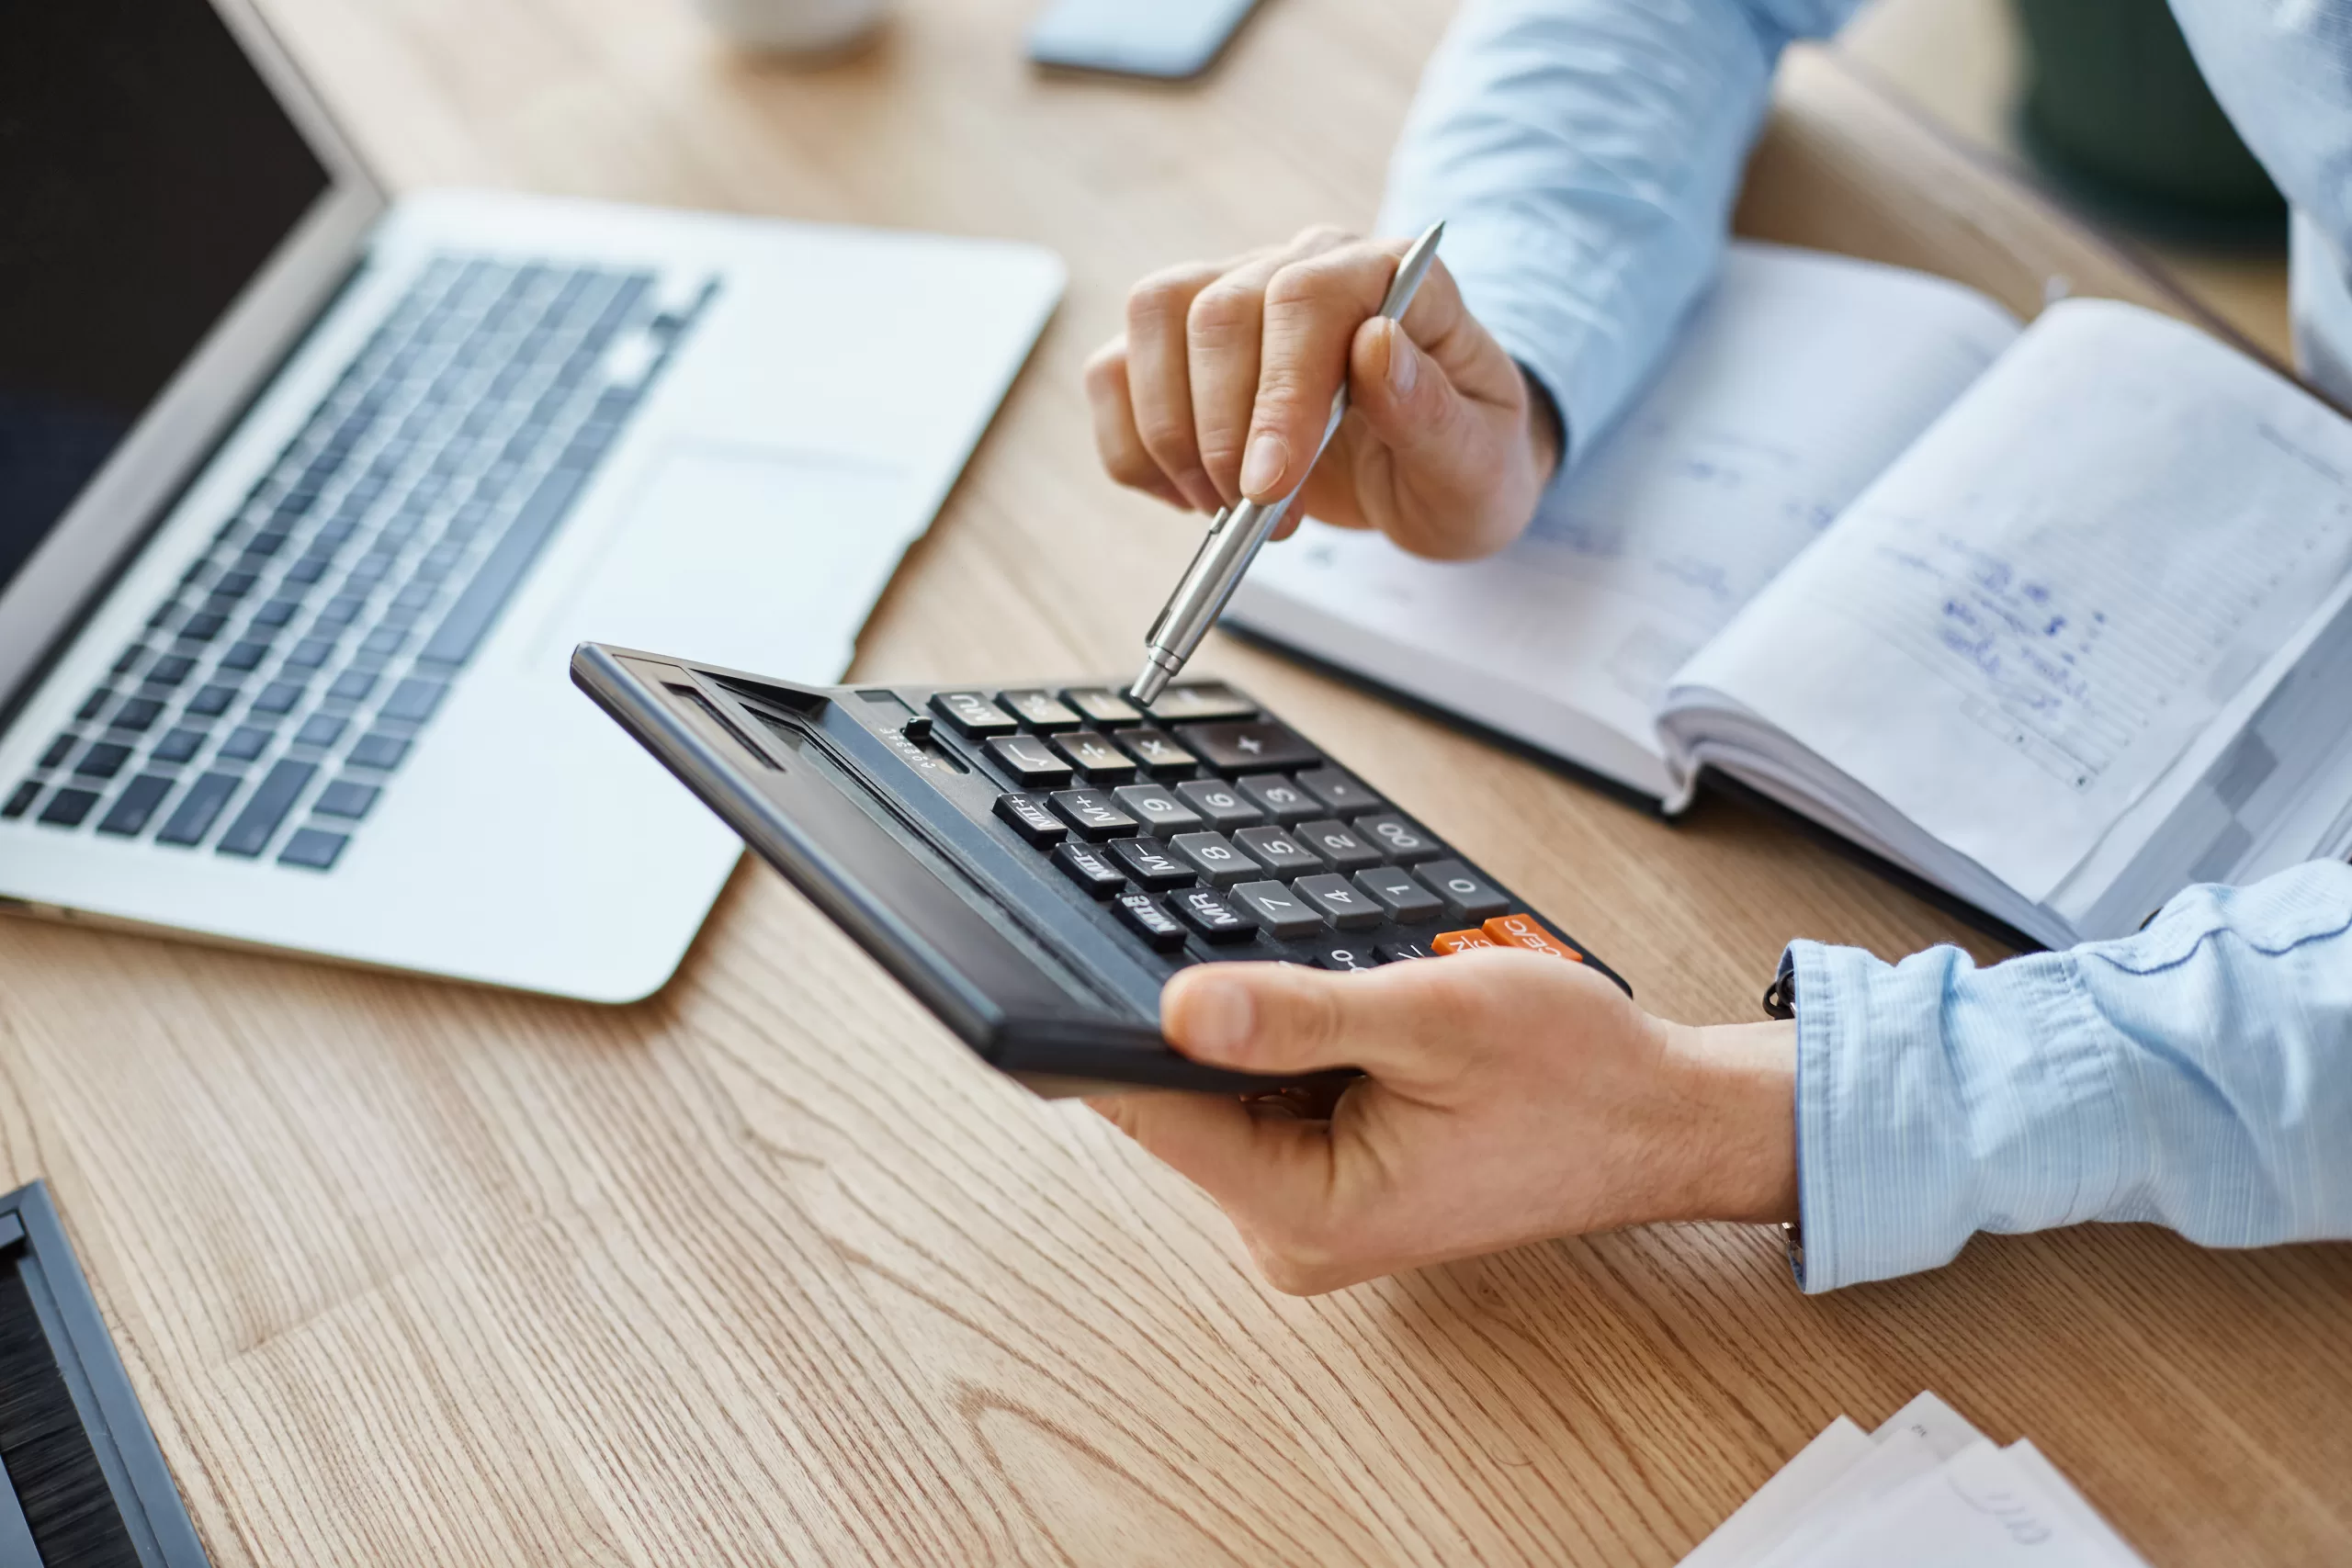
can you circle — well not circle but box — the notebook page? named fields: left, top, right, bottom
left=1666, top=300, right=2352, bottom=903
left=1226, top=243, right=2018, bottom=795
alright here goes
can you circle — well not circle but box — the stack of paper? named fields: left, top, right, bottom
left=1679, top=1393, right=2151, bottom=1566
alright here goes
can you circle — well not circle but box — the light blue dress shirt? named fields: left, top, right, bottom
left=1377, top=0, right=2352, bottom=1289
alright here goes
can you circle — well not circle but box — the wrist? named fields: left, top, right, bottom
left=1660, top=1019, right=1799, bottom=1225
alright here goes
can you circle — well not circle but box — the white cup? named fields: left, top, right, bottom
left=690, top=0, right=888, bottom=54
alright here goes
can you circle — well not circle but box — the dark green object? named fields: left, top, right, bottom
left=2010, top=0, right=2283, bottom=235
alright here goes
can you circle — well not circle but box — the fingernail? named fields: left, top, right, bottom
left=1239, top=432, right=1289, bottom=499
left=1387, top=322, right=1418, bottom=397
left=1182, top=976, right=1256, bottom=1060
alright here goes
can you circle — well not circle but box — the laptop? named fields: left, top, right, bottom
left=0, top=0, right=1063, bottom=1001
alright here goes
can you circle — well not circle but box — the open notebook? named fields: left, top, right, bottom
left=1226, top=243, right=2352, bottom=949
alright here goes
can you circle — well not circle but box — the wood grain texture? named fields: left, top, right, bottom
left=3, top=1, right=2346, bottom=1562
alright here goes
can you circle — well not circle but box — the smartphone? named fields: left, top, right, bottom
left=1025, top=0, right=1270, bottom=81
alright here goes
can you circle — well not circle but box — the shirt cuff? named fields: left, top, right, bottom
left=1783, top=939, right=2133, bottom=1292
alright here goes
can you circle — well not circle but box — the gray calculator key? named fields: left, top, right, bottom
left=1175, top=778, right=1262, bottom=829
left=1294, top=873, right=1384, bottom=930
left=1295, top=766, right=1384, bottom=815
left=1230, top=880, right=1327, bottom=940
left=1169, top=886, right=1256, bottom=942
left=1234, top=824, right=1320, bottom=874
left=1144, top=683, right=1257, bottom=723
left=1114, top=728, right=1196, bottom=776
left=1295, top=818, right=1383, bottom=871
left=1061, top=687, right=1142, bottom=727
left=1416, top=858, right=1510, bottom=921
left=1236, top=773, right=1316, bottom=824
left=1354, top=865, right=1443, bottom=922
left=1047, top=788, right=1136, bottom=840
left=1109, top=836, right=1193, bottom=890
left=1352, top=812, right=1442, bottom=865
left=998, top=689, right=1082, bottom=730
left=986, top=734, right=1073, bottom=786
left=1051, top=729, right=1138, bottom=782
left=1170, top=830, right=1254, bottom=887
left=1112, top=783, right=1203, bottom=834
left=930, top=690, right=1018, bottom=736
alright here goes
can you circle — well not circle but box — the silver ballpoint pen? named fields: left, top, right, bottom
left=1127, top=220, right=1445, bottom=707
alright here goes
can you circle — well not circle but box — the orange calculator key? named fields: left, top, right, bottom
left=1431, top=929, right=1498, bottom=955
left=1481, top=914, right=1584, bottom=962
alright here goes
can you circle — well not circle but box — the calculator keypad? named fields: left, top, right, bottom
left=931, top=682, right=1590, bottom=974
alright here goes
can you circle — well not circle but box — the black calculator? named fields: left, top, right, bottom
left=574, top=644, right=1626, bottom=1097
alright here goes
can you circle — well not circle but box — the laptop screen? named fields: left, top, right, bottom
left=0, top=0, right=333, bottom=603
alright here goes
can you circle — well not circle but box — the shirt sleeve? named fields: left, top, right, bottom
left=1375, top=0, right=1867, bottom=459
left=1785, top=859, right=2352, bottom=1292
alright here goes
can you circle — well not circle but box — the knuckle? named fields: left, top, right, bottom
left=1291, top=222, right=1355, bottom=254
left=1261, top=258, right=1339, bottom=313
left=1127, top=265, right=1208, bottom=330
left=1185, top=281, right=1259, bottom=344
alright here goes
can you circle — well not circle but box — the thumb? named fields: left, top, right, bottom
left=1161, top=959, right=1464, bottom=1084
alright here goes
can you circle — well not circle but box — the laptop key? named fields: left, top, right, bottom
left=327, top=669, right=380, bottom=704
left=1354, top=865, right=1443, bottom=922
left=178, top=612, right=229, bottom=642
left=109, top=696, right=165, bottom=733
left=277, top=828, right=349, bottom=871
left=1295, top=873, right=1384, bottom=930
left=1295, top=818, right=1384, bottom=871
left=1170, top=830, right=1254, bottom=887
left=379, top=677, right=446, bottom=724
left=1172, top=719, right=1320, bottom=773
left=37, top=788, right=100, bottom=828
left=992, top=792, right=1067, bottom=847
left=1110, top=783, right=1203, bottom=835
left=252, top=597, right=301, bottom=628
left=74, top=742, right=132, bottom=781
left=1236, top=773, right=1317, bottom=824
left=1050, top=840, right=1128, bottom=898
left=1418, top=860, right=1511, bottom=922
left=219, top=640, right=272, bottom=673
left=1046, top=789, right=1135, bottom=840
left=3, top=781, right=39, bottom=819
left=39, top=733, right=76, bottom=770
left=217, top=759, right=317, bottom=857
left=1230, top=880, right=1326, bottom=941
left=295, top=715, right=347, bottom=749
left=314, top=780, right=379, bottom=820
left=75, top=688, right=113, bottom=721
left=1174, top=778, right=1262, bottom=829
left=284, top=637, right=336, bottom=670
left=1112, top=893, right=1188, bottom=953
left=185, top=683, right=239, bottom=718
left=97, top=775, right=175, bottom=837
left=153, top=728, right=207, bottom=764
left=219, top=725, right=274, bottom=762
left=347, top=732, right=410, bottom=771
left=984, top=735, right=1073, bottom=787
left=1169, top=886, right=1255, bottom=942
left=1108, top=836, right=1193, bottom=891
left=144, top=655, right=197, bottom=687
left=251, top=681, right=306, bottom=716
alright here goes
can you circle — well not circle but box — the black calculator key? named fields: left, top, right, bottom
left=1114, top=728, right=1196, bottom=776
left=1355, top=865, right=1443, bottom=922
left=1295, top=766, right=1384, bottom=815
left=97, top=775, right=175, bottom=836
left=4, top=781, right=40, bottom=819
left=1352, top=812, right=1442, bottom=865
left=145, top=655, right=197, bottom=687
left=37, top=787, right=100, bottom=827
left=1170, top=830, right=1255, bottom=887
left=39, top=733, right=76, bottom=770
left=74, top=742, right=131, bottom=780
left=1145, top=683, right=1258, bottom=723
left=1315, top=943, right=1385, bottom=973
left=1170, top=886, right=1255, bottom=942
left=997, top=689, right=1081, bottom=730
left=1110, top=836, right=1193, bottom=890
left=1295, top=818, right=1383, bottom=871
left=1051, top=839, right=1127, bottom=898
left=1417, top=859, right=1511, bottom=921
left=1236, top=773, right=1317, bottom=824
left=1050, top=730, right=1136, bottom=782
left=217, top=758, right=315, bottom=857
left=153, top=727, right=206, bottom=764
left=1113, top=892, right=1188, bottom=952
left=1174, top=778, right=1262, bottom=829
left=220, top=725, right=274, bottom=762
left=1061, top=687, right=1142, bottom=727
left=1111, top=783, right=1203, bottom=835
left=110, top=696, right=164, bottom=733
left=185, top=683, right=239, bottom=717
left=986, top=735, right=1074, bottom=786
left=1047, top=788, right=1136, bottom=840
left=930, top=691, right=1018, bottom=736
left=1295, top=874, right=1384, bottom=930
left=1230, top=880, right=1326, bottom=941
left=315, top=780, right=379, bottom=819
left=1233, top=824, right=1320, bottom=874
left=1377, top=938, right=1438, bottom=963
left=1173, top=719, right=1320, bottom=773
left=993, top=792, right=1068, bottom=846
left=277, top=828, right=349, bottom=871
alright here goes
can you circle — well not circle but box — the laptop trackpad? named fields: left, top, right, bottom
left=546, top=441, right=916, bottom=680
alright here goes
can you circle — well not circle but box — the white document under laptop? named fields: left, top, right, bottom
left=1227, top=242, right=2352, bottom=947
left=0, top=0, right=1062, bottom=1000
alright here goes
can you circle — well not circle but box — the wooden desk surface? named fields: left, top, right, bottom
left=6, top=1, right=2347, bottom=1562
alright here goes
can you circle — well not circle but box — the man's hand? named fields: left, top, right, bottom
left=1084, top=227, right=1562, bottom=561
left=1089, top=952, right=1796, bottom=1295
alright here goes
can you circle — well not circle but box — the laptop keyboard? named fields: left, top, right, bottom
left=5, top=254, right=715, bottom=870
